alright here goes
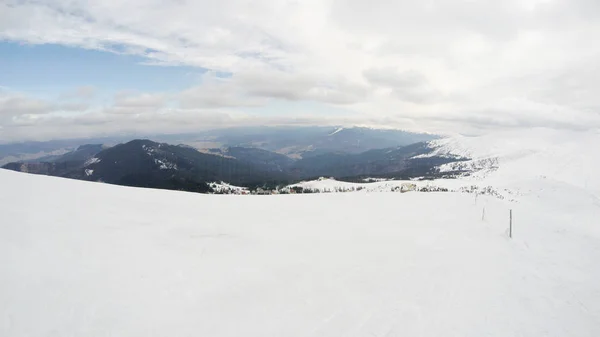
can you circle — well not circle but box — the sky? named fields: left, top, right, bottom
left=1, top=0, right=600, bottom=142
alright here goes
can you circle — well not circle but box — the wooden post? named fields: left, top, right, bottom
left=509, top=209, right=513, bottom=238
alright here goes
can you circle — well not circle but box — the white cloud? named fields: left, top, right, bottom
left=113, top=91, right=167, bottom=109
left=59, top=86, right=96, bottom=100
left=0, top=95, right=53, bottom=116
left=178, top=74, right=267, bottom=109
left=0, top=106, right=366, bottom=143
left=363, top=68, right=443, bottom=104
left=1, top=0, right=600, bottom=140
left=0, top=92, right=88, bottom=117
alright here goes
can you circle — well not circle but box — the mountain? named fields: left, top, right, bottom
left=0, top=137, right=125, bottom=166
left=421, top=128, right=600, bottom=195
left=2, top=161, right=83, bottom=177
left=207, top=147, right=295, bottom=172
left=159, top=126, right=438, bottom=158
left=47, top=144, right=106, bottom=163
left=70, top=140, right=292, bottom=189
left=20, top=144, right=106, bottom=163
left=0, top=126, right=438, bottom=166
left=2, top=144, right=106, bottom=177
left=3, top=137, right=465, bottom=190
left=2, top=140, right=296, bottom=192
left=289, top=142, right=462, bottom=179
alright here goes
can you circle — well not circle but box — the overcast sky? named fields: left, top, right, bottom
left=1, top=0, right=599, bottom=142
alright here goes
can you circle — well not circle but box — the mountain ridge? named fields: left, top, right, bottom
left=3, top=137, right=460, bottom=192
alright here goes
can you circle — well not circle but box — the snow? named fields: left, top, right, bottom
left=287, top=177, right=482, bottom=196
left=84, top=169, right=93, bottom=176
left=362, top=177, right=389, bottom=183
left=1, top=166, right=600, bottom=336
left=329, top=127, right=345, bottom=136
left=197, top=149, right=235, bottom=158
left=154, top=158, right=177, bottom=170
left=288, top=128, right=600, bottom=202
left=142, top=144, right=156, bottom=155
left=421, top=128, right=600, bottom=199
left=209, top=181, right=249, bottom=194
left=84, top=157, right=101, bottom=166
left=288, top=177, right=407, bottom=193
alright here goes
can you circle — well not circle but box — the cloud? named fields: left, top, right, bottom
left=363, top=68, right=442, bottom=104
left=1, top=0, right=600, bottom=140
left=0, top=92, right=87, bottom=117
left=237, top=70, right=369, bottom=105
left=59, top=86, right=96, bottom=100
left=178, top=70, right=368, bottom=109
left=0, top=95, right=53, bottom=116
left=178, top=75, right=267, bottom=109
left=113, top=91, right=167, bottom=109
left=0, top=107, right=360, bottom=143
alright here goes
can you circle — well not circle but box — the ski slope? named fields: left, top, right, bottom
left=1, top=168, right=599, bottom=336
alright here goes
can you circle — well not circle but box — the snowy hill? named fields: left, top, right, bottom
left=287, top=128, right=600, bottom=204
left=425, top=128, right=600, bottom=191
left=1, top=164, right=599, bottom=336
left=409, top=128, right=600, bottom=203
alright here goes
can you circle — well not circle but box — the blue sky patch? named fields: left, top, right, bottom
left=0, top=42, right=206, bottom=98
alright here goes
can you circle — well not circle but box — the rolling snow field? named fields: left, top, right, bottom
left=1, top=166, right=600, bottom=336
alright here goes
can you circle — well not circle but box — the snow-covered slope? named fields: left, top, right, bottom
left=423, top=128, right=600, bottom=197
left=1, top=168, right=599, bottom=336
left=209, top=181, right=249, bottom=194
left=288, top=177, right=442, bottom=193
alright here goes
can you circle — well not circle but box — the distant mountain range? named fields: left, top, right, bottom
left=158, top=126, right=438, bottom=158
left=2, top=135, right=467, bottom=193
left=0, top=126, right=437, bottom=165
left=1, top=126, right=462, bottom=192
left=3, top=144, right=106, bottom=177
left=288, top=142, right=461, bottom=180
